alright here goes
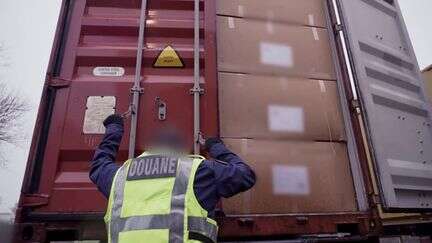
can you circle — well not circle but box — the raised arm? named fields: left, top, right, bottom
left=89, top=114, right=124, bottom=198
left=205, top=138, right=256, bottom=198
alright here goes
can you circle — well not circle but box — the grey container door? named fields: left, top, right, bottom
left=337, top=0, right=432, bottom=210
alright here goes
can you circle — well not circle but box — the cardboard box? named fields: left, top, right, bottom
left=217, top=16, right=336, bottom=80
left=222, top=139, right=357, bottom=214
left=217, top=0, right=327, bottom=28
left=219, top=73, right=346, bottom=141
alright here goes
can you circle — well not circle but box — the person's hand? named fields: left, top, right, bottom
left=198, top=132, right=206, bottom=146
left=103, top=114, right=124, bottom=127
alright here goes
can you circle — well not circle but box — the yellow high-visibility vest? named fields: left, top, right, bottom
left=104, top=152, right=218, bottom=243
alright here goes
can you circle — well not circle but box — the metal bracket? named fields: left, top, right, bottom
left=190, top=87, right=204, bottom=95
left=155, top=97, right=167, bottom=121
left=22, top=194, right=50, bottom=207
left=334, top=24, right=343, bottom=33
left=351, top=99, right=361, bottom=113
left=131, top=86, right=144, bottom=94
left=48, top=78, right=71, bottom=89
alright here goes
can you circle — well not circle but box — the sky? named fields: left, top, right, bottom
left=0, top=0, right=431, bottom=214
left=0, top=0, right=62, bottom=214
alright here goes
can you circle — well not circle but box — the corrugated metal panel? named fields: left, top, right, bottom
left=338, top=0, right=432, bottom=210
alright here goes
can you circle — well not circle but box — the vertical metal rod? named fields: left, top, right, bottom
left=192, top=0, right=201, bottom=154
left=128, top=0, right=147, bottom=159
left=324, top=0, right=368, bottom=211
left=331, top=0, right=358, bottom=101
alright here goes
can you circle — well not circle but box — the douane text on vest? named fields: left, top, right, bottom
left=127, top=156, right=178, bottom=180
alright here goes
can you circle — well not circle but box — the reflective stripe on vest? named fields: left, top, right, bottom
left=108, top=157, right=217, bottom=243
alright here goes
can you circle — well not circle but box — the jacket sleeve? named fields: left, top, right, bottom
left=89, top=123, right=123, bottom=198
left=207, top=142, right=256, bottom=198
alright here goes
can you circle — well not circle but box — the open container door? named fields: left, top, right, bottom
left=335, top=0, right=432, bottom=211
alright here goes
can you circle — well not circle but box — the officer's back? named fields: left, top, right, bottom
left=90, top=114, right=256, bottom=242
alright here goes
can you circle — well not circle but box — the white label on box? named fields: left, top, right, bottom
left=93, top=67, right=125, bottom=77
left=272, top=165, right=310, bottom=195
left=268, top=105, right=304, bottom=132
left=83, top=96, right=116, bottom=134
left=260, top=42, right=293, bottom=68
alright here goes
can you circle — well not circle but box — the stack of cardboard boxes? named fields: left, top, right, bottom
left=217, top=0, right=357, bottom=214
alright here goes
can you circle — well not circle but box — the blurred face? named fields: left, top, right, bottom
left=149, top=128, right=188, bottom=154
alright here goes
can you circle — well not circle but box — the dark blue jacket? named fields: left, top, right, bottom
left=90, top=124, right=256, bottom=219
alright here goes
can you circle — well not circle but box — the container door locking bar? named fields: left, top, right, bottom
left=128, top=0, right=148, bottom=159
left=331, top=0, right=360, bottom=114
left=191, top=0, right=203, bottom=154
left=326, top=0, right=368, bottom=211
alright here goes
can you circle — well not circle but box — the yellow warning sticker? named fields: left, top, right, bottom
left=153, top=45, right=185, bottom=68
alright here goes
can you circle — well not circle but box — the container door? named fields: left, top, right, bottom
left=336, top=0, right=432, bottom=210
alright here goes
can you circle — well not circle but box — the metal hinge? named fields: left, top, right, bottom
left=351, top=99, right=361, bottom=114
left=48, top=78, right=71, bottom=88
left=21, top=194, right=49, bottom=207
left=190, top=86, right=204, bottom=95
left=130, top=86, right=144, bottom=93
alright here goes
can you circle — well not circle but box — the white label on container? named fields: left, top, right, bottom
left=268, top=105, right=304, bottom=132
left=260, top=42, right=293, bottom=68
left=83, top=96, right=116, bottom=134
left=272, top=165, right=310, bottom=195
left=93, top=67, right=125, bottom=77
